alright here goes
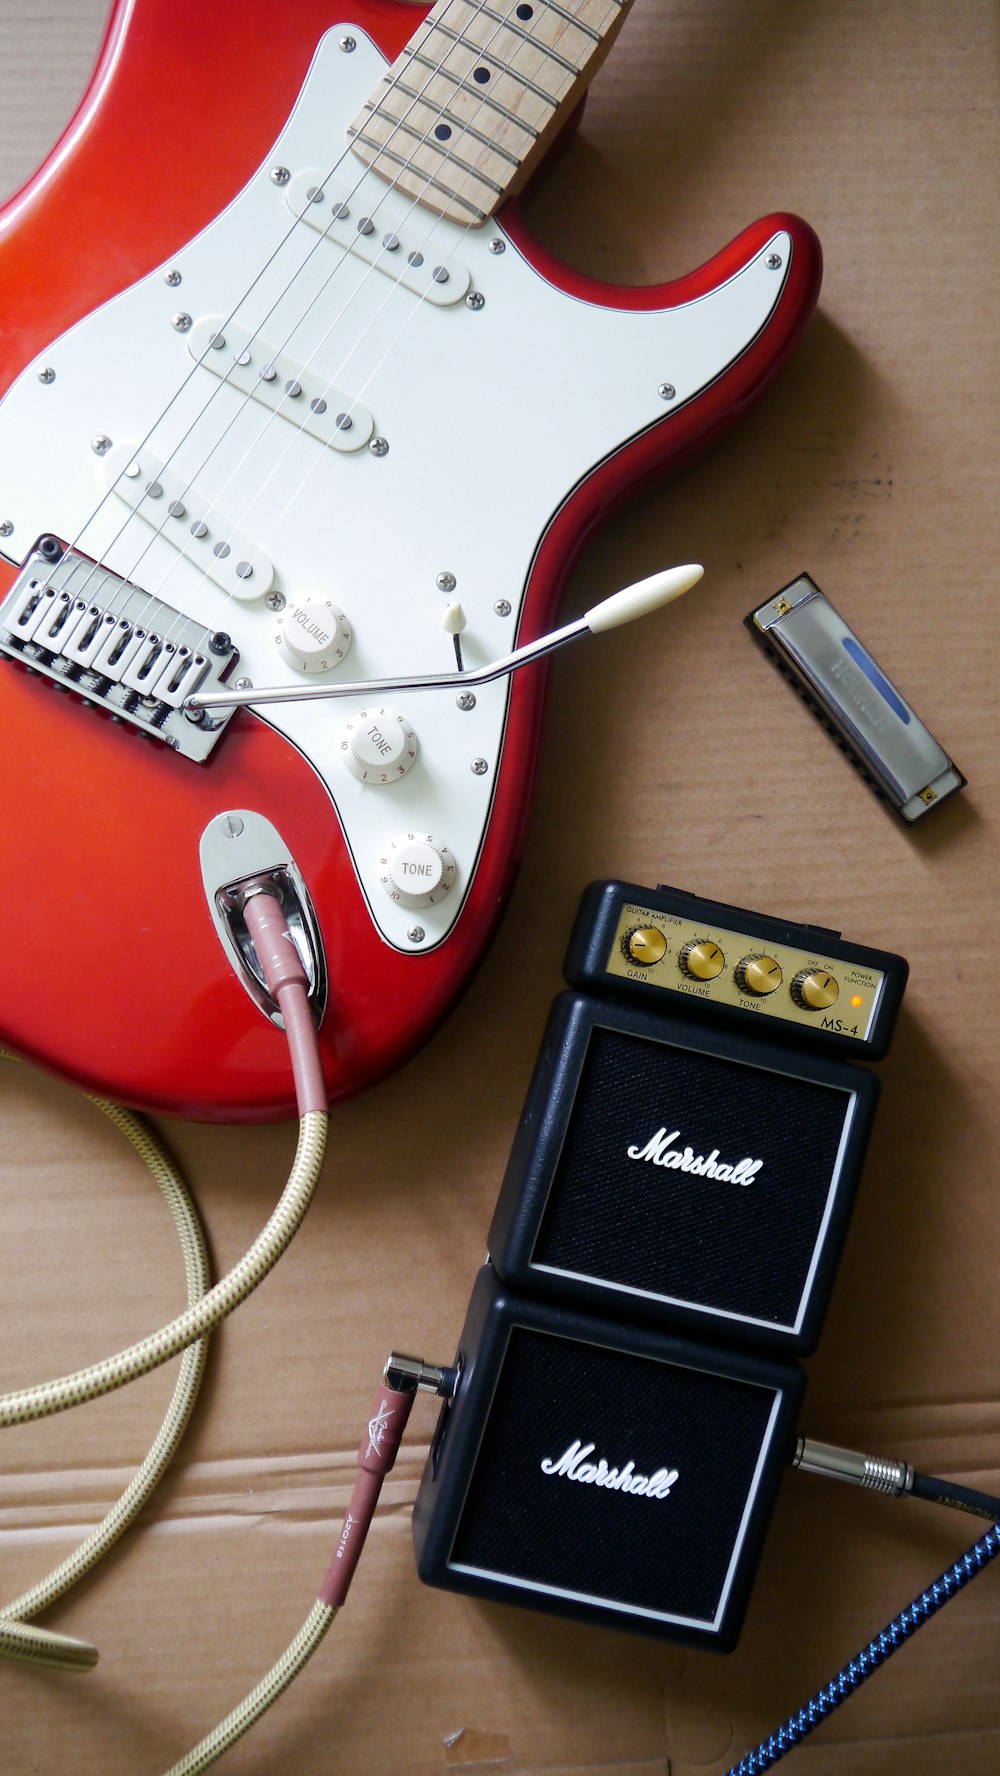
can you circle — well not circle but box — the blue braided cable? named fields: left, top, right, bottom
left=726, top=1524, right=1000, bottom=1775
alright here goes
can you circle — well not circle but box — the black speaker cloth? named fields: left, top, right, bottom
left=449, top=1326, right=780, bottom=1621
left=532, top=1026, right=853, bottom=1325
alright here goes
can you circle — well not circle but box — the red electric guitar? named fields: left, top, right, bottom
left=0, top=0, right=820, bottom=1121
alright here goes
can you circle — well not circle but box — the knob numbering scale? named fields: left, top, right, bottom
left=379, top=833, right=457, bottom=909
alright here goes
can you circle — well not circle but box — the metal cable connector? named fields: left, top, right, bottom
left=794, top=1436, right=913, bottom=1497
left=383, top=1352, right=457, bottom=1398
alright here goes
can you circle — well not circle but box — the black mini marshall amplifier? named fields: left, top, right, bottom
left=487, top=881, right=905, bottom=1356
left=413, top=883, right=905, bottom=1647
left=412, top=1268, right=806, bottom=1650
left=488, top=992, right=880, bottom=1355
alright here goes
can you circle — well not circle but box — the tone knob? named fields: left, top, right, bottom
left=678, top=939, right=726, bottom=981
left=277, top=598, right=352, bottom=672
left=622, top=926, right=667, bottom=967
left=379, top=832, right=457, bottom=908
left=341, top=708, right=418, bottom=784
left=791, top=968, right=840, bottom=1011
left=735, top=954, right=783, bottom=996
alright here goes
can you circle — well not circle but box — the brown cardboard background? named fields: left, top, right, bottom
left=0, top=1, right=997, bottom=1771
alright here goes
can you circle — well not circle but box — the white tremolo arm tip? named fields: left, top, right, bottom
left=584, top=563, right=704, bottom=634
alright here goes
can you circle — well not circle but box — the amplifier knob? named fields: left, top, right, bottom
left=379, top=833, right=456, bottom=908
left=623, top=926, right=667, bottom=966
left=791, top=968, right=840, bottom=1011
left=341, top=708, right=417, bottom=784
left=678, top=939, right=725, bottom=981
left=277, top=598, right=352, bottom=672
left=735, top=954, right=783, bottom=996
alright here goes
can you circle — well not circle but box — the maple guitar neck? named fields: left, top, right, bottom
left=349, top=0, right=636, bottom=222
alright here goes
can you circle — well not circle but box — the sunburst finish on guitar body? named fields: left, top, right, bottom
left=0, top=0, right=821, bottom=1120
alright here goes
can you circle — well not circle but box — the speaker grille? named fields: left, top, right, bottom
left=531, top=1025, right=856, bottom=1330
left=449, top=1324, right=782, bottom=1626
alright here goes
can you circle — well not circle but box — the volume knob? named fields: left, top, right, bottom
left=678, top=939, right=726, bottom=981
left=379, top=833, right=457, bottom=909
left=278, top=598, right=352, bottom=673
left=791, top=969, right=840, bottom=1011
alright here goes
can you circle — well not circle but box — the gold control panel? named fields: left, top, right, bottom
left=606, top=902, right=886, bottom=1043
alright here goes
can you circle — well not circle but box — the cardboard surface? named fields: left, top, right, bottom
left=1, top=1, right=997, bottom=1771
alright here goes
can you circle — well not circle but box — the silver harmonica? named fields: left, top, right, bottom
left=747, top=576, right=966, bottom=823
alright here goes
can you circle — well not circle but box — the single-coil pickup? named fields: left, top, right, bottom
left=0, top=547, right=239, bottom=762
left=188, top=317, right=374, bottom=451
left=105, top=445, right=274, bottom=603
left=285, top=172, right=471, bottom=307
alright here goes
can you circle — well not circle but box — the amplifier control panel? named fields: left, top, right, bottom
left=564, top=881, right=908, bottom=1060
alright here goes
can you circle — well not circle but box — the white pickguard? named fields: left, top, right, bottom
left=0, top=27, right=790, bottom=953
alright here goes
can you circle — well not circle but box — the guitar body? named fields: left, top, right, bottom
left=0, top=0, right=821, bottom=1121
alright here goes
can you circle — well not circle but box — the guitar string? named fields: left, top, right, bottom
left=37, top=0, right=542, bottom=627
left=53, top=0, right=609, bottom=652
left=123, top=0, right=589, bottom=641
left=139, top=0, right=624, bottom=664
left=102, top=0, right=622, bottom=670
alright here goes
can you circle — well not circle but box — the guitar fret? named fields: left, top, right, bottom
left=349, top=0, right=637, bottom=223
left=355, top=114, right=508, bottom=197
left=542, top=1, right=603, bottom=44
left=350, top=132, right=490, bottom=222
left=415, top=21, right=572, bottom=108
left=400, top=55, right=542, bottom=140
left=473, top=5, right=582, bottom=78
left=368, top=83, right=525, bottom=171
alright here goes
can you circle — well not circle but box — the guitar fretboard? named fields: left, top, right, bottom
left=349, top=0, right=633, bottom=224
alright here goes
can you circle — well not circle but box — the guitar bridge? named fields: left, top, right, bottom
left=0, top=542, right=239, bottom=761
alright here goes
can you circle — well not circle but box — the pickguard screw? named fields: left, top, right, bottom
left=270, top=166, right=291, bottom=185
left=436, top=571, right=457, bottom=592
left=369, top=436, right=389, bottom=457
left=658, top=383, right=676, bottom=401
left=766, top=252, right=782, bottom=269
left=471, top=758, right=489, bottom=775
left=456, top=691, right=477, bottom=711
left=489, top=239, right=506, bottom=255
left=38, top=367, right=55, bottom=384
left=234, top=677, right=253, bottom=691
left=339, top=34, right=357, bottom=51
left=164, top=269, right=182, bottom=286
left=465, top=291, right=486, bottom=311
left=407, top=925, right=425, bottom=943
left=493, top=598, right=511, bottom=617
left=0, top=520, right=12, bottom=538
left=265, top=590, right=286, bottom=611
left=222, top=814, right=245, bottom=839
left=91, top=435, right=113, bottom=455
left=171, top=312, right=193, bottom=332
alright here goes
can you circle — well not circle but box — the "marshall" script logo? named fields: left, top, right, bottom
left=627, top=1126, right=763, bottom=1186
left=540, top=1439, right=679, bottom=1499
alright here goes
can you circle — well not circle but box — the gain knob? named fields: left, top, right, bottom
left=341, top=708, right=418, bottom=784
left=379, top=832, right=457, bottom=908
left=277, top=597, right=352, bottom=673
left=622, top=926, right=667, bottom=966
left=735, top=954, right=783, bottom=997
left=678, top=939, right=726, bottom=981
left=790, top=968, right=840, bottom=1011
